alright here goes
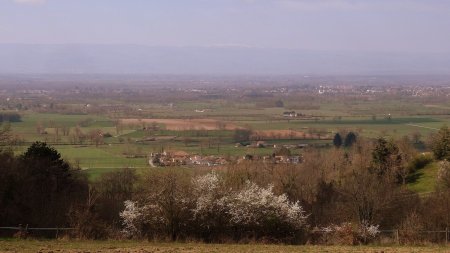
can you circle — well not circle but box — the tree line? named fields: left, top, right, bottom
left=0, top=125, right=449, bottom=245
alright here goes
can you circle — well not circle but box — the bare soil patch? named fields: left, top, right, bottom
left=252, top=130, right=329, bottom=139
left=120, top=118, right=239, bottom=131
left=0, top=240, right=448, bottom=253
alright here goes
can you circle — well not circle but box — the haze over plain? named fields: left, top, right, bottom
left=1, top=0, right=450, bottom=75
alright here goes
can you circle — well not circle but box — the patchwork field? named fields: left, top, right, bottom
left=3, top=91, right=449, bottom=185
left=6, top=110, right=449, bottom=182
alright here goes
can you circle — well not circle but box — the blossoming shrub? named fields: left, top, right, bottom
left=318, top=221, right=380, bottom=245
left=120, top=172, right=308, bottom=242
left=358, top=220, right=381, bottom=244
left=120, top=200, right=146, bottom=238
left=191, top=171, right=231, bottom=242
left=120, top=170, right=194, bottom=240
left=226, top=181, right=308, bottom=242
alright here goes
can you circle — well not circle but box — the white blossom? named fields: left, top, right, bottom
left=227, top=181, right=307, bottom=229
left=319, top=221, right=380, bottom=244
left=192, top=171, right=224, bottom=216
left=358, top=220, right=380, bottom=239
left=119, top=200, right=144, bottom=238
left=121, top=174, right=309, bottom=239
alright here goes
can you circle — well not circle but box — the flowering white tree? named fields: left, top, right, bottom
left=119, top=200, right=145, bottom=238
left=192, top=171, right=226, bottom=217
left=228, top=181, right=307, bottom=229
left=192, top=173, right=308, bottom=241
left=226, top=181, right=308, bottom=240
left=191, top=171, right=230, bottom=240
left=120, top=172, right=309, bottom=241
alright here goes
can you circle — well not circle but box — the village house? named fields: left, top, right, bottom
left=283, top=111, right=297, bottom=117
left=150, top=151, right=228, bottom=167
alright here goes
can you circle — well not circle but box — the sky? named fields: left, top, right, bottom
left=1, top=0, right=450, bottom=53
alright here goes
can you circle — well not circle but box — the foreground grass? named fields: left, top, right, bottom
left=0, top=240, right=449, bottom=253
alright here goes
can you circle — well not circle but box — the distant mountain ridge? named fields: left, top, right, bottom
left=1, top=44, right=450, bottom=75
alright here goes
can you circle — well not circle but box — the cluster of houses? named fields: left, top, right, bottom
left=235, top=141, right=309, bottom=150
left=149, top=151, right=227, bottom=167
left=282, top=111, right=311, bottom=118
left=149, top=149, right=304, bottom=168
left=240, top=154, right=302, bottom=164
left=283, top=111, right=299, bottom=117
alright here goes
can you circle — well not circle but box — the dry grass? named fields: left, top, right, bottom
left=0, top=240, right=449, bottom=253
left=120, top=118, right=239, bottom=131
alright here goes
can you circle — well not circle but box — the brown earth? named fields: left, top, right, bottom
left=0, top=240, right=448, bottom=253
left=120, top=118, right=240, bottom=131
left=252, top=130, right=329, bottom=139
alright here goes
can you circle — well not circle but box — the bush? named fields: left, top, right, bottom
left=191, top=172, right=229, bottom=241
left=226, top=181, right=308, bottom=242
left=120, top=172, right=308, bottom=243
left=409, top=154, right=433, bottom=173
left=437, top=161, right=450, bottom=189
left=317, top=221, right=380, bottom=245
left=103, top=132, right=113, bottom=138
left=430, top=126, right=450, bottom=161
left=121, top=170, right=194, bottom=241
left=399, top=212, right=424, bottom=245
left=120, top=200, right=147, bottom=239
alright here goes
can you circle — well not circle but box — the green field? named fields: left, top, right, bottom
left=6, top=96, right=450, bottom=182
left=0, top=239, right=449, bottom=253
left=408, top=161, right=440, bottom=193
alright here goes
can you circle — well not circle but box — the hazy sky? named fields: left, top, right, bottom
left=1, top=0, right=450, bottom=53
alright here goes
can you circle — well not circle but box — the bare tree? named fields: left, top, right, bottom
left=411, top=131, right=421, bottom=144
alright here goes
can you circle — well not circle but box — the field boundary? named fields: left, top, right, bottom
left=2, top=226, right=449, bottom=244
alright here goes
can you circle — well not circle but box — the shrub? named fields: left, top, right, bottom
left=103, top=132, right=113, bottom=138
left=227, top=182, right=307, bottom=232
left=191, top=171, right=230, bottom=241
left=430, top=126, right=450, bottom=161
left=358, top=220, right=381, bottom=244
left=193, top=173, right=308, bottom=242
left=437, top=161, right=450, bottom=189
left=120, top=172, right=308, bottom=243
left=408, top=154, right=433, bottom=173
left=399, top=212, right=424, bottom=245
left=120, top=200, right=146, bottom=238
left=318, top=221, right=380, bottom=245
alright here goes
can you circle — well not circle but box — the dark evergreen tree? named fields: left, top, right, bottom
left=333, top=133, right=343, bottom=148
left=17, top=142, right=88, bottom=227
left=0, top=142, right=89, bottom=228
left=344, top=132, right=357, bottom=147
